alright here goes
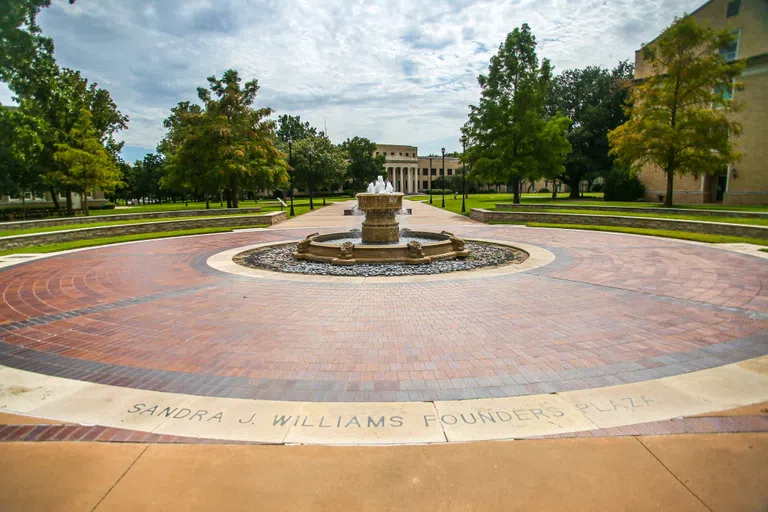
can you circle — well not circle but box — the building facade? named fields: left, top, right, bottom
left=0, top=191, right=108, bottom=211
left=635, top=0, right=768, bottom=205
left=375, top=144, right=464, bottom=193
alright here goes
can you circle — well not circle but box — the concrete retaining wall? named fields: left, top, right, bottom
left=0, top=207, right=263, bottom=232
left=469, top=209, right=768, bottom=240
left=494, top=203, right=768, bottom=219
left=0, top=212, right=286, bottom=250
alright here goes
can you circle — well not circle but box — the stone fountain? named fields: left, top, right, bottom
left=292, top=176, right=469, bottom=265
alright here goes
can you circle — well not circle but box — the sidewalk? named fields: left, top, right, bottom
left=1, top=433, right=766, bottom=511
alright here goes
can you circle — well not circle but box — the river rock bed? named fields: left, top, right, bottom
left=234, top=241, right=527, bottom=277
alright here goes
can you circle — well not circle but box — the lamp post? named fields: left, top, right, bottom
left=429, top=157, right=433, bottom=204
left=308, top=149, right=314, bottom=211
left=441, top=147, right=446, bottom=208
left=461, top=137, right=466, bottom=214
left=288, top=137, right=295, bottom=216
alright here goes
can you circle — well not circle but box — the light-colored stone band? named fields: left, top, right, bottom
left=1, top=356, right=765, bottom=445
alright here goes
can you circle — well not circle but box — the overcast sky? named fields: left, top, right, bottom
left=0, top=0, right=703, bottom=162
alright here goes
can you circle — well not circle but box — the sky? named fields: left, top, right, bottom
left=0, top=0, right=704, bottom=163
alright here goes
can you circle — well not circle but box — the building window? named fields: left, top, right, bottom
left=447, top=168, right=453, bottom=175
left=718, top=30, right=741, bottom=61
left=422, top=168, right=428, bottom=175
left=422, top=181, right=429, bottom=189
left=405, top=153, right=409, bottom=156
left=390, top=152, right=394, bottom=155
left=399, top=152, right=402, bottom=156
left=726, top=0, right=740, bottom=17
left=431, top=169, right=436, bottom=175
left=714, top=80, right=735, bottom=105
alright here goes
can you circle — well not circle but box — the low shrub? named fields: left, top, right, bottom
left=428, top=189, right=452, bottom=195
left=538, top=188, right=550, bottom=194
left=100, top=203, right=116, bottom=209
left=591, top=183, right=603, bottom=193
left=603, top=170, right=646, bottom=202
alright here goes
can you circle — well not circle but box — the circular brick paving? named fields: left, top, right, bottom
left=0, top=225, right=766, bottom=402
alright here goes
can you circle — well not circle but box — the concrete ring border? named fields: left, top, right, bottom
left=205, top=238, right=556, bottom=283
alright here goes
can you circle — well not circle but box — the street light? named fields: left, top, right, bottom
left=429, top=157, right=433, bottom=204
left=461, top=137, right=466, bottom=214
left=441, top=147, right=446, bottom=208
left=308, top=148, right=314, bottom=210
left=288, top=137, right=295, bottom=216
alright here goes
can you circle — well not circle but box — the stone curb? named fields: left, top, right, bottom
left=470, top=208, right=768, bottom=239
left=495, top=203, right=768, bottom=219
left=0, top=207, right=264, bottom=231
left=0, top=212, right=287, bottom=250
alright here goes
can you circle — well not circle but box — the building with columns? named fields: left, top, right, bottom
left=375, top=144, right=463, bottom=193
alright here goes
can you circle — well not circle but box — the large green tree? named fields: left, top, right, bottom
left=608, top=16, right=744, bottom=206
left=0, top=106, right=44, bottom=218
left=276, top=114, right=318, bottom=143
left=159, top=101, right=218, bottom=208
left=548, top=61, right=634, bottom=198
left=196, top=70, right=287, bottom=207
left=341, top=136, right=386, bottom=192
left=53, top=108, right=122, bottom=216
left=291, top=134, right=347, bottom=208
left=463, top=24, right=571, bottom=204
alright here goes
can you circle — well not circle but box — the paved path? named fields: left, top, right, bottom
left=1, top=432, right=766, bottom=511
left=0, top=200, right=766, bottom=403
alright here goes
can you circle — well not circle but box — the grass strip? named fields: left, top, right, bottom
left=490, top=208, right=768, bottom=226
left=0, top=226, right=261, bottom=256
left=488, top=221, right=768, bottom=246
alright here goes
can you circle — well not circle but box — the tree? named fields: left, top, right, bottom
left=276, top=114, right=317, bottom=143
left=608, top=16, right=744, bottom=207
left=291, top=134, right=346, bottom=207
left=159, top=101, right=219, bottom=208
left=0, top=0, right=55, bottom=96
left=462, top=24, right=571, bottom=204
left=196, top=70, right=287, bottom=207
left=53, top=108, right=122, bottom=216
left=341, top=136, right=386, bottom=191
left=548, top=61, right=634, bottom=198
left=0, top=106, right=44, bottom=218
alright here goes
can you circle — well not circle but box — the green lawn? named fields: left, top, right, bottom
left=407, top=192, right=768, bottom=214
left=489, top=221, right=768, bottom=246
left=0, top=226, right=257, bottom=256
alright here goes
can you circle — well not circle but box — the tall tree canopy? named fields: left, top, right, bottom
left=0, top=106, right=44, bottom=216
left=290, top=133, right=347, bottom=207
left=53, top=108, right=121, bottom=216
left=0, top=0, right=56, bottom=95
left=462, top=24, right=571, bottom=204
left=160, top=70, right=287, bottom=207
left=341, top=137, right=386, bottom=191
left=548, top=61, right=634, bottom=197
left=276, top=114, right=318, bottom=143
left=608, top=16, right=744, bottom=206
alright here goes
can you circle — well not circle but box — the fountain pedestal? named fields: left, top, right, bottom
left=356, top=192, right=404, bottom=243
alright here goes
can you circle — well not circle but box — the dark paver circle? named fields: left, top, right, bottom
left=1, top=225, right=766, bottom=402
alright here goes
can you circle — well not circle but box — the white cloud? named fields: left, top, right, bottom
left=12, top=0, right=703, bottom=157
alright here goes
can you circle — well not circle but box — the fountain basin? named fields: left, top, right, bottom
left=356, top=192, right=404, bottom=243
left=292, top=230, right=470, bottom=265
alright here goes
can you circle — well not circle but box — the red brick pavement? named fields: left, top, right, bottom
left=0, top=226, right=766, bottom=401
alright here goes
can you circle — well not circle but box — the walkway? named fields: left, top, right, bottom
left=0, top=199, right=766, bottom=510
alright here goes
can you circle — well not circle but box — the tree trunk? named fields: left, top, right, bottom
left=66, top=189, right=74, bottom=216
left=21, top=193, right=26, bottom=220
left=83, top=180, right=90, bottom=217
left=205, top=195, right=210, bottom=209
left=569, top=176, right=580, bottom=199
left=664, top=169, right=674, bottom=207
left=512, top=177, right=521, bottom=204
left=552, top=180, right=558, bottom=199
left=49, top=186, right=60, bottom=210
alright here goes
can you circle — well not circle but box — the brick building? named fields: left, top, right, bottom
left=635, top=0, right=768, bottom=205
